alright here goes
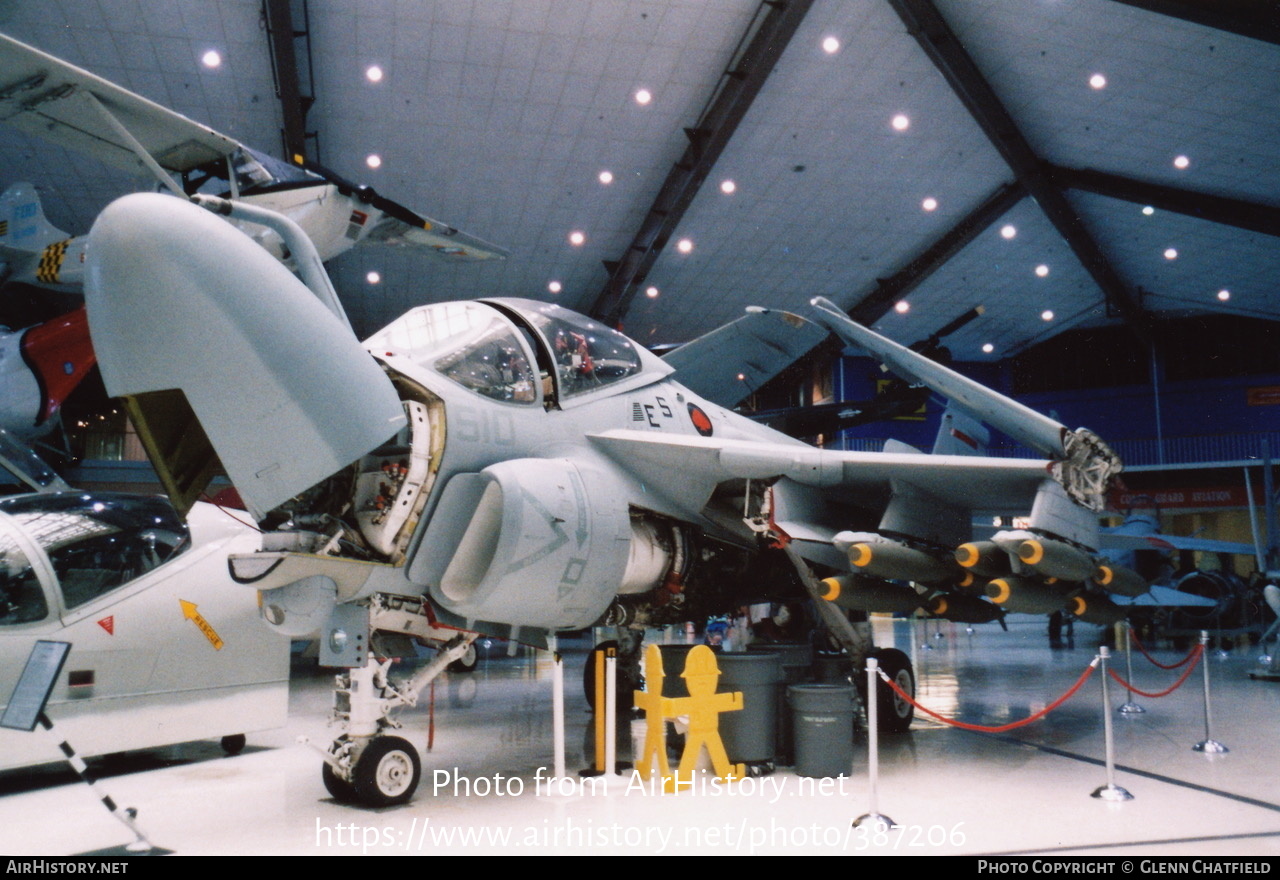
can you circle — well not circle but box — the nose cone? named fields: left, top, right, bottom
left=85, top=192, right=405, bottom=519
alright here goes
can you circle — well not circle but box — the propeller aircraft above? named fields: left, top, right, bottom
left=0, top=31, right=506, bottom=294
left=80, top=190, right=1138, bottom=806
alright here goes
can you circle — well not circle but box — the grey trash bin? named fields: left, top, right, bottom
left=717, top=651, right=784, bottom=766
left=788, top=684, right=856, bottom=778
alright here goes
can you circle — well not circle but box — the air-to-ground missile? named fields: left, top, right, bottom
left=1067, top=592, right=1126, bottom=625
left=836, top=531, right=955, bottom=583
left=992, top=529, right=1098, bottom=582
left=984, top=575, right=1073, bottom=615
left=818, top=575, right=922, bottom=614
left=926, top=592, right=1003, bottom=623
left=954, top=541, right=1012, bottom=578
left=1092, top=563, right=1147, bottom=598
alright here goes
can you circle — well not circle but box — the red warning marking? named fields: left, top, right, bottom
left=97, top=616, right=114, bottom=635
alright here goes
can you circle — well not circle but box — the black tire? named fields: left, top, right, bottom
left=449, top=642, right=478, bottom=673
left=322, top=761, right=358, bottom=803
left=582, top=640, right=637, bottom=714
left=352, top=736, right=421, bottom=807
left=220, top=734, right=246, bottom=755
left=868, top=648, right=915, bottom=733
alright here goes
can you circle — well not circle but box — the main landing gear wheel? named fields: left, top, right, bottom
left=868, top=648, right=915, bottom=733
left=352, top=736, right=421, bottom=807
left=220, top=734, right=246, bottom=755
left=323, top=760, right=358, bottom=803
left=449, top=642, right=478, bottom=673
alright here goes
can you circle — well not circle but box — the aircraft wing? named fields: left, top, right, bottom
left=589, top=428, right=1052, bottom=517
left=0, top=33, right=238, bottom=175
left=362, top=211, right=509, bottom=261
left=1098, top=530, right=1257, bottom=556
left=662, top=307, right=828, bottom=408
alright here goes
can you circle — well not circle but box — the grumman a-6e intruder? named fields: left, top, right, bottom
left=84, top=192, right=1128, bottom=807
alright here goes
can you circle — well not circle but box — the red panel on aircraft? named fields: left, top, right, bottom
left=20, top=306, right=96, bottom=423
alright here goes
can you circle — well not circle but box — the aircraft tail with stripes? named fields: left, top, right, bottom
left=0, top=183, right=86, bottom=290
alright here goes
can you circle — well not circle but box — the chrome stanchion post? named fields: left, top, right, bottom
left=1118, top=625, right=1145, bottom=715
left=550, top=636, right=566, bottom=780
left=1193, top=630, right=1229, bottom=754
left=854, top=657, right=897, bottom=830
left=1091, top=647, right=1134, bottom=801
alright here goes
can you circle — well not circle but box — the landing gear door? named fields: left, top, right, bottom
left=86, top=193, right=406, bottom=520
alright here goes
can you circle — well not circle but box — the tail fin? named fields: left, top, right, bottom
left=932, top=403, right=990, bottom=457
left=0, top=183, right=69, bottom=251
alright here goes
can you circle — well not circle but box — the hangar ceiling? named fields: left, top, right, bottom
left=1, top=0, right=1278, bottom=364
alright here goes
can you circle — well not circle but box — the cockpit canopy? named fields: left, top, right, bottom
left=183, top=146, right=325, bottom=199
left=364, top=299, right=670, bottom=407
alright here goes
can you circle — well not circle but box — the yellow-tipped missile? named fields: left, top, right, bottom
left=1092, top=563, right=1147, bottom=598
left=927, top=592, right=1002, bottom=624
left=954, top=541, right=1011, bottom=578
left=819, top=575, right=922, bottom=614
left=984, top=576, right=1072, bottom=615
left=1013, top=537, right=1097, bottom=582
left=846, top=540, right=953, bottom=584
left=1068, top=593, right=1126, bottom=625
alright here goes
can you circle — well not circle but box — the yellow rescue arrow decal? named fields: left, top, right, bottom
left=180, top=599, right=224, bottom=650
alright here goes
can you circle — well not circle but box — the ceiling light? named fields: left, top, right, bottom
left=1041, top=310, right=1054, bottom=321
left=569, top=231, right=585, bottom=246
left=720, top=179, right=736, bottom=194
left=1217, top=289, right=1230, bottom=302
left=366, top=271, right=381, bottom=284
left=922, top=197, right=938, bottom=212
left=598, top=170, right=613, bottom=185
left=366, top=65, right=383, bottom=83
left=982, top=343, right=994, bottom=354
left=1035, top=264, right=1049, bottom=277
left=548, top=281, right=562, bottom=294
left=894, top=301, right=910, bottom=314
left=676, top=238, right=693, bottom=254
left=891, top=114, right=910, bottom=131
left=822, top=36, right=840, bottom=54
left=635, top=89, right=652, bottom=106
left=366, top=154, right=382, bottom=169
left=645, top=286, right=659, bottom=298
left=1142, top=206, right=1155, bottom=216
left=1173, top=155, right=1190, bottom=169
left=1164, top=248, right=1178, bottom=260
left=1089, top=73, right=1106, bottom=89
left=1000, top=224, right=1016, bottom=239
left=201, top=50, right=222, bottom=68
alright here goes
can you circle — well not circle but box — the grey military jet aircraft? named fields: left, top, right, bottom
left=83, top=191, right=1128, bottom=807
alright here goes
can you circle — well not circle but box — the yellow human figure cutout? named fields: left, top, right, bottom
left=632, top=644, right=673, bottom=784
left=633, top=643, right=744, bottom=792
left=673, top=645, right=744, bottom=790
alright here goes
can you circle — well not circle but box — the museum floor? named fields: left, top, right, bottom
left=3, top=618, right=1280, bottom=857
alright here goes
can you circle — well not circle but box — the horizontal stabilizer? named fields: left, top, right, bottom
left=663, top=307, right=827, bottom=408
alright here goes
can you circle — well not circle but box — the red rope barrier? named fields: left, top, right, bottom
left=1128, top=627, right=1200, bottom=670
left=1107, top=644, right=1203, bottom=698
left=879, top=661, right=1097, bottom=734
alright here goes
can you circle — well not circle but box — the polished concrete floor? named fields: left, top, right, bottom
left=3, top=617, right=1279, bottom=856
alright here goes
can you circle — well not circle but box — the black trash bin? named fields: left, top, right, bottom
left=787, top=683, right=856, bottom=778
